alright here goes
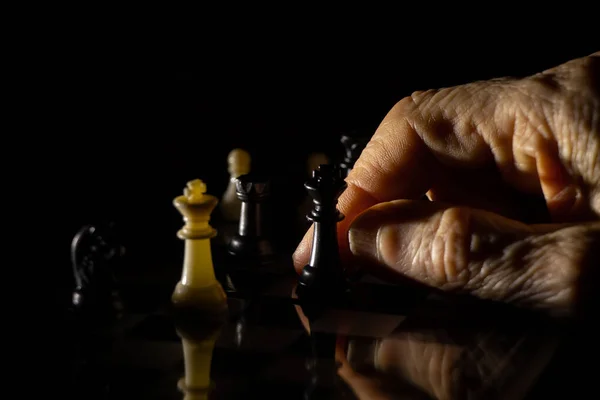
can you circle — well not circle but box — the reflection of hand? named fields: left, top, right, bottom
left=337, top=336, right=427, bottom=400
left=339, top=330, right=554, bottom=400
left=294, top=52, right=600, bottom=316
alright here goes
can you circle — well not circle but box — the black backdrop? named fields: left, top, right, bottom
left=44, top=30, right=598, bottom=303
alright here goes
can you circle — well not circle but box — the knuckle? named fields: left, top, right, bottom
left=428, top=207, right=473, bottom=290
left=476, top=224, right=599, bottom=315
left=409, top=89, right=437, bottom=107
left=349, top=134, right=391, bottom=184
left=527, top=54, right=600, bottom=192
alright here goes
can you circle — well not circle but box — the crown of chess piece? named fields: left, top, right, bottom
left=70, top=222, right=125, bottom=324
left=220, top=148, right=251, bottom=222
left=227, top=172, right=275, bottom=264
left=339, top=134, right=369, bottom=178
left=298, top=152, right=330, bottom=226
left=296, top=164, right=348, bottom=302
left=172, top=179, right=228, bottom=316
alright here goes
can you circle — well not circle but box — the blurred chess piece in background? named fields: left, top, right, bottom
left=220, top=148, right=251, bottom=222
left=70, top=222, right=125, bottom=325
left=339, top=133, right=369, bottom=178
left=297, top=152, right=330, bottom=234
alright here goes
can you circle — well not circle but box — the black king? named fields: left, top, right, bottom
left=297, top=164, right=348, bottom=302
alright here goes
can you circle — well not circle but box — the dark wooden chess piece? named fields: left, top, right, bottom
left=70, top=222, right=125, bottom=325
left=296, top=164, right=349, bottom=304
left=227, top=173, right=275, bottom=264
left=69, top=222, right=126, bottom=399
left=304, top=331, right=339, bottom=400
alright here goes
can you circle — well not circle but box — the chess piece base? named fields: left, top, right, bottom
left=172, top=281, right=228, bottom=317
left=227, top=234, right=275, bottom=264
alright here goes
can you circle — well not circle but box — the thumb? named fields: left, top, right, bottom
left=348, top=200, right=599, bottom=317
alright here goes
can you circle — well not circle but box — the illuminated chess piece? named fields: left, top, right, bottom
left=220, top=148, right=251, bottom=221
left=172, top=179, right=228, bottom=314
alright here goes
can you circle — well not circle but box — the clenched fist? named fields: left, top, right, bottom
left=293, top=52, right=600, bottom=317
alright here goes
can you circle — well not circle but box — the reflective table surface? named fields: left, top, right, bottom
left=62, top=230, right=595, bottom=400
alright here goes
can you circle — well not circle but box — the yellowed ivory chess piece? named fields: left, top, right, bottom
left=176, top=315, right=224, bottom=400
left=220, top=148, right=251, bottom=221
left=171, top=179, right=227, bottom=314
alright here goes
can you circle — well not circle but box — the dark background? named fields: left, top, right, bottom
left=41, top=25, right=598, bottom=304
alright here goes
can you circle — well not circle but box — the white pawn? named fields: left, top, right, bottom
left=220, top=148, right=251, bottom=221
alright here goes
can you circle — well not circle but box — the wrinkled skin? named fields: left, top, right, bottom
left=293, top=52, right=600, bottom=317
left=336, top=329, right=558, bottom=400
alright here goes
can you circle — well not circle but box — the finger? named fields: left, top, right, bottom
left=294, top=53, right=600, bottom=272
left=339, top=337, right=428, bottom=400
left=293, top=79, right=522, bottom=272
left=425, top=164, right=550, bottom=223
left=293, top=99, right=442, bottom=272
left=373, top=329, right=539, bottom=400
left=348, top=199, right=599, bottom=316
left=375, top=332, right=462, bottom=400
left=292, top=184, right=383, bottom=272
left=336, top=359, right=397, bottom=400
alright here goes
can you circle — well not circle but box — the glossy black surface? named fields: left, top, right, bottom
left=64, top=221, right=595, bottom=400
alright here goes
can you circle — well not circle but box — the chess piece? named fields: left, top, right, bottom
left=307, top=152, right=330, bottom=175
left=304, top=332, right=339, bottom=399
left=220, top=148, right=251, bottom=222
left=339, top=134, right=369, bottom=178
left=71, top=222, right=125, bottom=324
left=297, top=153, right=330, bottom=231
left=227, top=173, right=275, bottom=264
left=172, top=179, right=228, bottom=314
left=175, top=306, right=226, bottom=400
left=297, top=164, right=348, bottom=302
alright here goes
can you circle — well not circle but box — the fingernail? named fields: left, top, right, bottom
left=348, top=222, right=379, bottom=259
left=349, top=215, right=405, bottom=268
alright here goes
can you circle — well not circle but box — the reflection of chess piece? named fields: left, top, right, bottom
left=175, top=305, right=227, bottom=400
left=172, top=179, right=228, bottom=315
left=220, top=149, right=251, bottom=222
left=304, top=332, right=339, bottom=399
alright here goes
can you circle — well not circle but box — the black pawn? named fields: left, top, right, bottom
left=339, top=134, right=369, bottom=178
left=297, top=164, right=348, bottom=302
left=227, top=173, right=275, bottom=264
